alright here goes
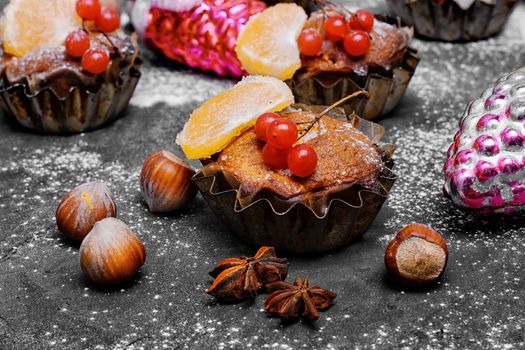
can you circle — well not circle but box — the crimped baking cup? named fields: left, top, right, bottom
left=0, top=57, right=142, bottom=134
left=386, top=0, right=517, bottom=42
left=193, top=105, right=396, bottom=254
left=286, top=17, right=420, bottom=121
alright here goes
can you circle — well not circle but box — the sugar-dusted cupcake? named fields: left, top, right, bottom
left=387, top=0, right=517, bottom=42
left=177, top=76, right=395, bottom=254
left=235, top=3, right=419, bottom=121
left=0, top=0, right=142, bottom=133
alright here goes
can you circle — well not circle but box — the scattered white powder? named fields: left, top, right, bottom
left=1, top=1, right=524, bottom=349
left=130, top=57, right=234, bottom=108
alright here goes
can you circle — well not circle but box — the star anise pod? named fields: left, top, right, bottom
left=206, top=246, right=288, bottom=302
left=264, top=277, right=337, bottom=321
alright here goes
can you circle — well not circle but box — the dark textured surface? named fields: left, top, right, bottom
left=0, top=1, right=525, bottom=349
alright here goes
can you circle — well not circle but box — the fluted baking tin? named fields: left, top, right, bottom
left=0, top=55, right=142, bottom=134
left=286, top=16, right=419, bottom=121
left=193, top=105, right=396, bottom=254
left=386, top=0, right=517, bottom=42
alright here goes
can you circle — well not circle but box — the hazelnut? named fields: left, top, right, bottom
left=56, top=181, right=117, bottom=242
left=385, top=224, right=448, bottom=286
left=80, top=218, right=146, bottom=285
left=140, top=150, right=197, bottom=213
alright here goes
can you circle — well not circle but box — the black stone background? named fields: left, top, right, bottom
left=0, top=0, right=524, bottom=349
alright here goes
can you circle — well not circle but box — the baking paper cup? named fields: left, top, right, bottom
left=386, top=0, right=517, bottom=42
left=0, top=56, right=142, bottom=134
left=193, top=105, right=396, bottom=254
left=286, top=16, right=419, bottom=121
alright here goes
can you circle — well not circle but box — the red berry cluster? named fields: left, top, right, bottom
left=65, top=0, right=121, bottom=74
left=255, top=113, right=318, bottom=178
left=298, top=9, right=374, bottom=58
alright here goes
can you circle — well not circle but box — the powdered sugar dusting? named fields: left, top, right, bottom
left=130, top=61, right=234, bottom=108
left=370, top=5, right=525, bottom=348
left=1, top=1, right=525, bottom=349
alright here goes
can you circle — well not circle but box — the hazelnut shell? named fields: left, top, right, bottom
left=56, top=181, right=117, bottom=242
left=385, top=223, right=448, bottom=286
left=80, top=218, right=146, bottom=286
left=140, top=150, right=197, bottom=213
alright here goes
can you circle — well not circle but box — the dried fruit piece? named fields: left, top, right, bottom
left=207, top=246, right=288, bottom=302
left=2, top=0, right=82, bottom=57
left=176, top=76, right=294, bottom=159
left=385, top=224, right=448, bottom=286
left=235, top=3, right=307, bottom=80
left=264, top=277, right=337, bottom=321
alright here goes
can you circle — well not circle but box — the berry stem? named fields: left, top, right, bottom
left=82, top=20, right=117, bottom=54
left=99, top=30, right=117, bottom=54
left=296, top=90, right=370, bottom=141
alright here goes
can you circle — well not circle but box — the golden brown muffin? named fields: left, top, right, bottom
left=0, top=30, right=141, bottom=133
left=0, top=33, right=139, bottom=98
left=298, top=10, right=411, bottom=80
left=213, top=111, right=384, bottom=199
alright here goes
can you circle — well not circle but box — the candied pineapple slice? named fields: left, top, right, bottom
left=176, top=76, right=294, bottom=160
left=235, top=3, right=307, bottom=81
left=2, top=0, right=82, bottom=57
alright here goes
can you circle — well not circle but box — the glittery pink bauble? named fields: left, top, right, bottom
left=143, top=0, right=267, bottom=77
left=443, top=67, right=525, bottom=215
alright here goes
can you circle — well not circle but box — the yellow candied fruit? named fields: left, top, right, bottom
left=235, top=3, right=307, bottom=81
left=176, top=76, right=295, bottom=160
left=2, top=0, right=82, bottom=57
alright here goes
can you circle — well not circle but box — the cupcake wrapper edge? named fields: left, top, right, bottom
left=0, top=57, right=143, bottom=134
left=386, top=0, right=517, bottom=41
left=193, top=107, right=397, bottom=254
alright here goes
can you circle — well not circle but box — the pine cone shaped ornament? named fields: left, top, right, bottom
left=444, top=68, right=525, bottom=215
left=140, top=0, right=267, bottom=77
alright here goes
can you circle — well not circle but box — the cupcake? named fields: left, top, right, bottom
left=177, top=76, right=395, bottom=254
left=386, top=0, right=517, bottom=42
left=235, top=3, right=419, bottom=121
left=0, top=0, right=142, bottom=133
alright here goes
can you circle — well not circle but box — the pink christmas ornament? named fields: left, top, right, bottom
left=444, top=67, right=525, bottom=215
left=141, top=0, right=267, bottom=77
